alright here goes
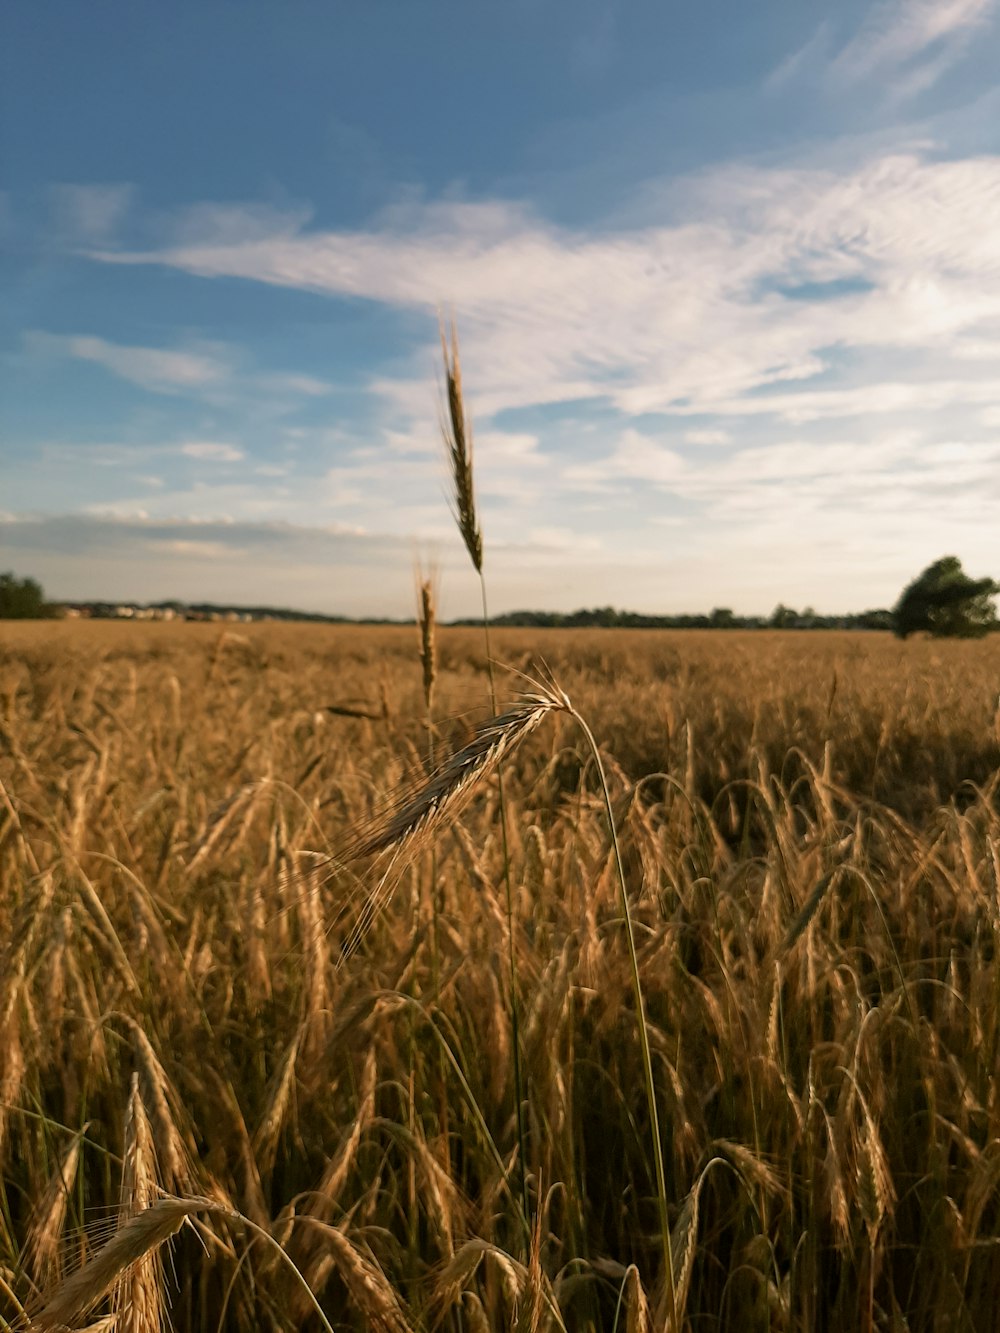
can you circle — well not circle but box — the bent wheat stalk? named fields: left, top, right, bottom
left=33, top=1195, right=339, bottom=1333
left=334, top=691, right=563, bottom=963
left=348, top=692, right=563, bottom=863
left=32, top=1197, right=202, bottom=1331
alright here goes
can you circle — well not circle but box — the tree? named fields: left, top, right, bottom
left=769, top=603, right=799, bottom=629
left=0, top=572, right=56, bottom=619
left=892, top=557, right=999, bottom=639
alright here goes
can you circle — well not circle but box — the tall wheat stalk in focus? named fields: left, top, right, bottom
left=438, top=324, right=676, bottom=1321
left=440, top=320, right=530, bottom=1231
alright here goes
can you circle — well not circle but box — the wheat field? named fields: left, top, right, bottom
left=1, top=619, right=999, bottom=1331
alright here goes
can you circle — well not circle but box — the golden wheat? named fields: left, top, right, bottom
left=1, top=620, right=998, bottom=1330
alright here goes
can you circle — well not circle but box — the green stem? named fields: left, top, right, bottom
left=209, top=1206, right=339, bottom=1333
left=568, top=706, right=678, bottom=1331
left=479, top=573, right=531, bottom=1239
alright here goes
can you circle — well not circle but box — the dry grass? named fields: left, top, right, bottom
left=1, top=619, right=999, bottom=1330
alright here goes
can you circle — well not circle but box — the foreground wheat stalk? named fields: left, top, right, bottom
left=32, top=1195, right=340, bottom=1333
left=351, top=693, right=562, bottom=862
left=439, top=318, right=531, bottom=1227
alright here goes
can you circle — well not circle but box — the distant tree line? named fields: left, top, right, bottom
left=464, top=605, right=896, bottom=631
left=470, top=558, right=997, bottom=638
left=4, top=558, right=997, bottom=636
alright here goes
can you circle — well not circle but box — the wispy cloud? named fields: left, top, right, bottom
left=564, top=429, right=1000, bottom=549
left=643, top=378, right=1000, bottom=424
left=831, top=0, right=995, bottom=86
left=25, top=331, right=230, bottom=394
left=179, top=441, right=245, bottom=463
left=764, top=22, right=833, bottom=93
left=87, top=150, right=1000, bottom=428
left=22, top=331, right=333, bottom=411
left=265, top=372, right=332, bottom=397
left=31, top=143, right=993, bottom=615
left=4, top=467, right=996, bottom=618
left=48, top=183, right=134, bottom=243
left=767, top=0, right=997, bottom=101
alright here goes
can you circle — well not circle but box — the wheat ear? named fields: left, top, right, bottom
left=111, top=1073, right=165, bottom=1333
left=440, top=319, right=482, bottom=573
left=417, top=575, right=438, bottom=718
left=334, top=687, right=567, bottom=964
left=349, top=690, right=565, bottom=862
left=31, top=1197, right=201, bottom=1330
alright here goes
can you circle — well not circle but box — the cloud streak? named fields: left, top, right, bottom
left=86, top=150, right=1000, bottom=430
left=768, top=0, right=996, bottom=101
left=180, top=441, right=245, bottom=463
left=23, top=331, right=334, bottom=409
left=26, top=332, right=230, bottom=394
left=831, top=0, right=996, bottom=86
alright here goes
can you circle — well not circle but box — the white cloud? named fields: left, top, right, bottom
left=85, top=504, right=151, bottom=521
left=179, top=441, right=246, bottom=463
left=565, top=430, right=686, bottom=489
left=831, top=0, right=995, bottom=87
left=684, top=428, right=730, bottom=446
left=524, top=526, right=603, bottom=553
left=148, top=538, right=248, bottom=559
left=650, top=378, right=1000, bottom=424
left=25, top=331, right=230, bottom=394
left=25, top=138, right=1000, bottom=616
left=562, top=429, right=1000, bottom=537
left=68, top=335, right=228, bottom=390
left=89, top=151, right=1000, bottom=429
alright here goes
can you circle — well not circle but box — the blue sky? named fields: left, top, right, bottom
left=2, top=1, right=999, bottom=617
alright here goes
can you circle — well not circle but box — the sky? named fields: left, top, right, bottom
left=2, top=1, right=999, bottom=618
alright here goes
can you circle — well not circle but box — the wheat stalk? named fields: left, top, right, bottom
left=334, top=689, right=565, bottom=962
left=623, top=1264, right=651, bottom=1333
left=348, top=690, right=567, bottom=863
left=416, top=574, right=437, bottom=718
left=252, top=1027, right=302, bottom=1176
left=25, top=1127, right=87, bottom=1285
left=117, top=1016, right=190, bottom=1192
left=31, top=1197, right=201, bottom=1331
left=111, top=1073, right=165, bottom=1333
left=440, top=319, right=482, bottom=573
left=33, top=1195, right=344, bottom=1333
left=295, top=1220, right=412, bottom=1333
left=438, top=317, right=535, bottom=1235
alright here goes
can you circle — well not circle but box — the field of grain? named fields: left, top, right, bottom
left=1, top=620, right=999, bottom=1331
